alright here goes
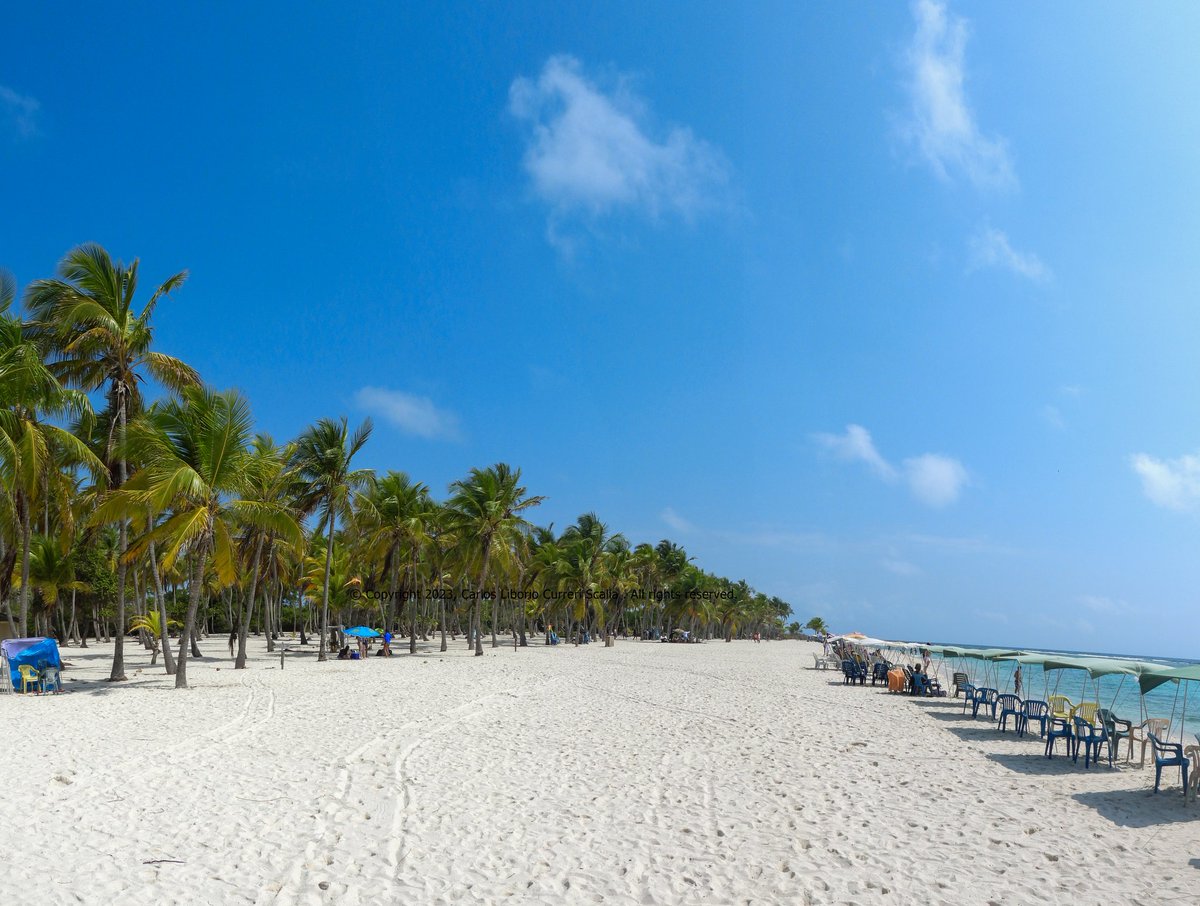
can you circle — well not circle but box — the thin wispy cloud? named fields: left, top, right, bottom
left=0, top=85, right=39, bottom=139
left=354, top=387, right=462, bottom=441
left=814, top=424, right=897, bottom=480
left=815, top=424, right=969, bottom=507
left=899, top=0, right=1013, bottom=189
left=660, top=507, right=697, bottom=534
left=509, top=55, right=728, bottom=249
left=1130, top=451, right=1200, bottom=511
left=881, top=556, right=921, bottom=577
left=967, top=226, right=1049, bottom=282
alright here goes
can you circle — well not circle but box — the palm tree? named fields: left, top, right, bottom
left=17, top=534, right=90, bottom=637
left=291, top=417, right=373, bottom=661
left=26, top=245, right=198, bottom=680
left=447, top=464, right=544, bottom=656
left=0, top=272, right=105, bottom=636
left=129, top=610, right=181, bottom=666
left=96, top=387, right=300, bottom=688
left=355, top=471, right=433, bottom=653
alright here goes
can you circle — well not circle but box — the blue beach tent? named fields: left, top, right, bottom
left=2, top=637, right=62, bottom=692
left=343, top=626, right=380, bottom=639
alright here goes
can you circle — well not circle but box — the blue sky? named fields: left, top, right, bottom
left=5, top=2, right=1200, bottom=656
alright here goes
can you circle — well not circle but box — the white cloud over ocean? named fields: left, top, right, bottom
left=1130, top=450, right=1200, bottom=511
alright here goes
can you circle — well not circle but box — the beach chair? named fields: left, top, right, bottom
left=1097, top=709, right=1132, bottom=761
left=17, top=664, right=41, bottom=694
left=959, top=683, right=976, bottom=714
left=1045, top=717, right=1073, bottom=759
left=871, top=662, right=889, bottom=686
left=1070, top=702, right=1101, bottom=727
left=1149, top=733, right=1189, bottom=796
left=842, top=660, right=866, bottom=686
left=1129, top=718, right=1171, bottom=767
left=996, top=694, right=1023, bottom=733
left=1047, top=695, right=1074, bottom=723
left=1185, top=745, right=1200, bottom=804
left=1072, top=715, right=1112, bottom=768
left=971, top=687, right=999, bottom=720
left=39, top=665, right=62, bottom=693
left=1020, top=700, right=1049, bottom=739
left=951, top=672, right=969, bottom=698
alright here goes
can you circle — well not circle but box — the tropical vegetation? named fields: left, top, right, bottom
left=1, top=245, right=795, bottom=690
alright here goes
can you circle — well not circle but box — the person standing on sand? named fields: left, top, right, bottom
left=1014, top=665, right=1023, bottom=697
left=228, top=630, right=236, bottom=658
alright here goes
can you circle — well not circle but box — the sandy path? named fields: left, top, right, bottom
left=1, top=637, right=1197, bottom=904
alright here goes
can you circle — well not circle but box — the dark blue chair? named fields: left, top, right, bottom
left=996, top=694, right=1023, bottom=733
left=871, top=662, right=889, bottom=686
left=842, top=659, right=866, bottom=686
left=971, top=687, right=999, bottom=720
left=1149, top=733, right=1189, bottom=796
left=1020, top=700, right=1049, bottom=739
left=1072, top=716, right=1111, bottom=768
left=959, top=683, right=976, bottom=715
left=1045, top=717, right=1073, bottom=759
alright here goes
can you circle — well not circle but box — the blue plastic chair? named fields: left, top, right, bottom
left=842, top=660, right=866, bottom=686
left=1045, top=717, right=1073, bottom=759
left=1149, top=733, right=1189, bottom=796
left=996, top=694, right=1023, bottom=733
left=1072, top=716, right=1111, bottom=768
left=1020, top=700, right=1049, bottom=739
left=959, top=683, right=976, bottom=714
left=971, top=688, right=999, bottom=720
left=871, top=662, right=889, bottom=686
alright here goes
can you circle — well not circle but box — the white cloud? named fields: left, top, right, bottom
left=660, top=507, right=696, bottom=534
left=816, top=425, right=967, bottom=507
left=814, top=424, right=897, bottom=481
left=0, top=85, right=39, bottom=138
left=354, top=387, right=461, bottom=441
left=968, top=226, right=1049, bottom=282
left=1077, top=595, right=1127, bottom=616
left=1041, top=404, right=1065, bottom=431
left=900, top=0, right=1013, bottom=189
left=509, top=55, right=728, bottom=243
left=1130, top=451, right=1200, bottom=511
left=881, top=557, right=921, bottom=577
left=903, top=454, right=968, bottom=507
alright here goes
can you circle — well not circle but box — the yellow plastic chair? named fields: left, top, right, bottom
left=1048, top=695, right=1074, bottom=721
left=1070, top=702, right=1101, bottom=727
left=17, top=664, right=40, bottom=694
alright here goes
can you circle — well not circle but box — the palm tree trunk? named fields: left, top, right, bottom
left=110, top=396, right=129, bottom=681
left=18, top=498, right=31, bottom=637
left=409, top=551, right=419, bottom=654
left=474, top=544, right=491, bottom=657
left=236, top=534, right=266, bottom=669
left=175, top=545, right=208, bottom=689
left=318, top=508, right=335, bottom=662
left=148, top=535, right=176, bottom=674
left=439, top=596, right=447, bottom=652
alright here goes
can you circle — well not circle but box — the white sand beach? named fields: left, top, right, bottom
left=2, top=638, right=1197, bottom=905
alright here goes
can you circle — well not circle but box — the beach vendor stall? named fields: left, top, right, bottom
left=2, top=637, right=63, bottom=693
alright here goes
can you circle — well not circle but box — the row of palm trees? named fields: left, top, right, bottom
left=1, top=245, right=794, bottom=690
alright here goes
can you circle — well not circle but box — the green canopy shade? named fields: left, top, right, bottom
left=1138, top=663, right=1200, bottom=695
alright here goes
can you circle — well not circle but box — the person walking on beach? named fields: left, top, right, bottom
left=228, top=630, right=236, bottom=658
left=1014, top=665, right=1023, bottom=697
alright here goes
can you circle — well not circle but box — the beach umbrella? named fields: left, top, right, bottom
left=1138, top=664, right=1200, bottom=744
left=343, top=626, right=381, bottom=638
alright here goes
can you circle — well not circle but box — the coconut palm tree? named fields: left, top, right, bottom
left=96, top=387, right=300, bottom=688
left=25, top=245, right=198, bottom=680
left=446, top=464, right=543, bottom=656
left=0, top=273, right=105, bottom=636
left=16, top=534, right=90, bottom=637
left=129, top=609, right=181, bottom=666
left=290, top=417, right=373, bottom=661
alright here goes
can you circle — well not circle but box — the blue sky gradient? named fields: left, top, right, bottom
left=5, top=2, right=1200, bottom=655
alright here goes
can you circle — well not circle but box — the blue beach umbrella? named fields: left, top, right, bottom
left=343, top=626, right=380, bottom=638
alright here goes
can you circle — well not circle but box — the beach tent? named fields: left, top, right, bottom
left=343, top=626, right=380, bottom=638
left=1, top=637, right=62, bottom=692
